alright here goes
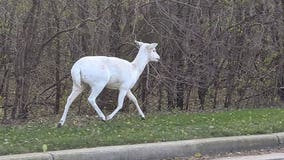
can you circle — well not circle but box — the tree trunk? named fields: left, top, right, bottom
left=158, top=83, right=163, bottom=111
left=278, top=0, right=284, bottom=101
left=109, top=0, right=122, bottom=55
left=1, top=68, right=10, bottom=122
left=198, top=86, right=208, bottom=111
left=11, top=0, right=40, bottom=119
left=185, top=85, right=192, bottom=111
left=54, top=19, right=61, bottom=114
left=141, top=74, right=148, bottom=113
left=78, top=0, right=90, bottom=55
left=167, top=87, right=174, bottom=111
left=224, top=2, right=244, bottom=109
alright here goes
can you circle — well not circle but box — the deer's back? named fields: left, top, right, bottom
left=72, top=56, right=137, bottom=89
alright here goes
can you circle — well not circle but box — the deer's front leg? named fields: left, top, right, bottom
left=127, top=91, right=145, bottom=119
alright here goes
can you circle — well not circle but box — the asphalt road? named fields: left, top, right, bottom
left=213, top=153, right=284, bottom=160
left=166, top=148, right=284, bottom=160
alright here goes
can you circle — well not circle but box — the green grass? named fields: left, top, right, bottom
left=1, top=108, right=284, bottom=155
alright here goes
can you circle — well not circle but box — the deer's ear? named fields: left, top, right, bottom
left=151, top=43, right=158, bottom=48
left=146, top=43, right=158, bottom=50
left=135, top=40, right=144, bottom=47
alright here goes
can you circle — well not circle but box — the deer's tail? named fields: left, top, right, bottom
left=71, top=66, right=82, bottom=89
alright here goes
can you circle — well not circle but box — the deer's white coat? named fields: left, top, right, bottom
left=58, top=41, right=160, bottom=126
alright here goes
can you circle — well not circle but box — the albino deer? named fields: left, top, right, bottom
left=58, top=41, right=160, bottom=127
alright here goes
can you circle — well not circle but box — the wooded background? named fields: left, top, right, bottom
left=1, top=0, right=284, bottom=122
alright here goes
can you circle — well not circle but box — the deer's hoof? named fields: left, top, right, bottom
left=100, top=116, right=107, bottom=122
left=106, top=116, right=112, bottom=121
left=57, top=123, right=62, bottom=128
left=141, top=117, right=146, bottom=120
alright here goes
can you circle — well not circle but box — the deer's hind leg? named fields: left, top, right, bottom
left=58, top=84, right=84, bottom=127
left=87, top=82, right=108, bottom=121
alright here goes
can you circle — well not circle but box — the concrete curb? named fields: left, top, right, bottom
left=1, top=132, right=284, bottom=160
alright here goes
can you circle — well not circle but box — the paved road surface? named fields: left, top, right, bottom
left=213, top=153, right=284, bottom=160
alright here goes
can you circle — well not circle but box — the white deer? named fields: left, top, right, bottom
left=58, top=41, right=160, bottom=127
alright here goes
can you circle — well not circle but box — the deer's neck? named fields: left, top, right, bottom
left=132, top=51, right=149, bottom=75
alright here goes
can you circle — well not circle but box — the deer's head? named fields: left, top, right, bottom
left=135, top=40, right=160, bottom=62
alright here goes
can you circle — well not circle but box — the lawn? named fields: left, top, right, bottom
left=1, top=108, right=284, bottom=155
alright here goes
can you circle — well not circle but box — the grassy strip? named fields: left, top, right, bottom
left=1, top=108, right=284, bottom=155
